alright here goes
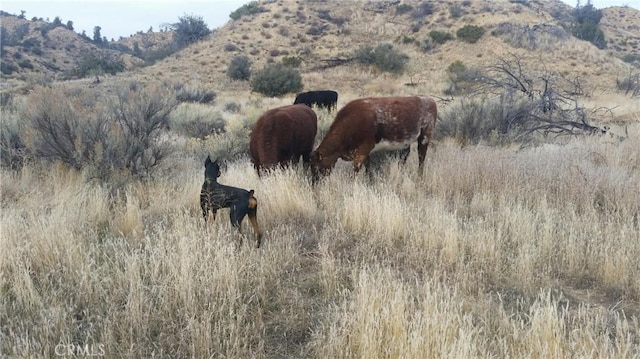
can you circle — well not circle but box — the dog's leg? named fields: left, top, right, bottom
left=229, top=204, right=244, bottom=249
left=247, top=191, right=263, bottom=248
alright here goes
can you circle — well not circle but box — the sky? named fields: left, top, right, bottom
left=1, top=0, right=638, bottom=41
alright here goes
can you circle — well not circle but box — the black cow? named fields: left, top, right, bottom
left=293, top=90, right=338, bottom=111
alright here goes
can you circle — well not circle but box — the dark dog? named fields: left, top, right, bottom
left=200, top=156, right=263, bottom=247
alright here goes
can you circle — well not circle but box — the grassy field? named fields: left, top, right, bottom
left=2, top=0, right=639, bottom=356
left=2, top=93, right=639, bottom=357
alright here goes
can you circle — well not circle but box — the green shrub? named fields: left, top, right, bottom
left=171, top=14, right=211, bottom=47
left=396, top=4, right=413, bottom=15
left=353, top=43, right=409, bottom=74
left=457, top=25, right=485, bottom=43
left=429, top=30, right=453, bottom=44
left=282, top=56, right=302, bottom=67
left=1, top=62, right=17, bottom=75
left=227, top=55, right=252, bottom=81
left=18, top=60, right=33, bottom=69
left=73, top=52, right=125, bottom=78
left=622, top=53, right=640, bottom=66
left=419, top=37, right=435, bottom=52
left=250, top=63, right=303, bottom=97
left=229, top=1, right=265, bottom=21
left=224, top=43, right=238, bottom=52
left=572, top=21, right=606, bottom=49
left=571, top=2, right=606, bottom=49
left=444, top=60, right=484, bottom=95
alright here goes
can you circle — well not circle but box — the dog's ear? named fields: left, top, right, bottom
left=205, top=155, right=212, bottom=166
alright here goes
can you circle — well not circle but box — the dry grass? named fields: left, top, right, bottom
left=2, top=120, right=639, bottom=357
left=2, top=1, right=640, bottom=355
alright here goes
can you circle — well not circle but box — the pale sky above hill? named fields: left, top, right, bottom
left=0, top=0, right=638, bottom=41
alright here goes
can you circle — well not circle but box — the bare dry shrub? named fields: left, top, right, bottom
left=492, top=22, right=569, bottom=51
left=21, top=83, right=178, bottom=183
left=169, top=103, right=226, bottom=139
left=616, top=70, right=640, bottom=97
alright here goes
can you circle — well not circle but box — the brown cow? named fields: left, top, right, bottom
left=310, top=96, right=437, bottom=178
left=250, top=104, right=318, bottom=174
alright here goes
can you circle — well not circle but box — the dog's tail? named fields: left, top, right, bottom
left=247, top=190, right=263, bottom=247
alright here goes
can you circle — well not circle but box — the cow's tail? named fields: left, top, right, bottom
left=247, top=190, right=263, bottom=247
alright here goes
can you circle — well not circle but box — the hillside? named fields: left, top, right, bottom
left=0, top=11, right=172, bottom=91
left=1, top=0, right=639, bottom=120
left=124, top=0, right=639, bottom=120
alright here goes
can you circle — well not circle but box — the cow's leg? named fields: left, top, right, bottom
left=353, top=143, right=375, bottom=172
left=399, top=147, right=410, bottom=164
left=301, top=151, right=311, bottom=172
left=254, top=163, right=263, bottom=177
left=417, top=131, right=431, bottom=176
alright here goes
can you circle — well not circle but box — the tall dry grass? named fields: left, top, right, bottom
left=2, top=125, right=639, bottom=357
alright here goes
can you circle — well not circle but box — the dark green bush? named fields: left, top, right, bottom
left=171, top=14, right=211, bottom=47
left=18, top=60, right=33, bottom=69
left=250, top=63, right=303, bottom=97
left=0, top=62, right=17, bottom=75
left=224, top=43, right=238, bottom=52
left=429, top=30, right=453, bottom=44
left=457, top=25, right=485, bottom=43
left=396, top=4, right=413, bottom=15
left=353, top=43, right=409, bottom=74
left=227, top=55, right=252, bottom=81
left=572, top=21, right=606, bottom=49
left=74, top=52, right=125, bottom=78
left=571, top=2, right=606, bottom=49
left=622, top=53, right=640, bottom=66
left=281, top=56, right=302, bottom=67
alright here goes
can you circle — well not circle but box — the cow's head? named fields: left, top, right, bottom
left=310, top=150, right=333, bottom=183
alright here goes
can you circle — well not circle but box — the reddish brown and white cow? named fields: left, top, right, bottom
left=249, top=104, right=318, bottom=174
left=310, top=96, right=437, bottom=178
